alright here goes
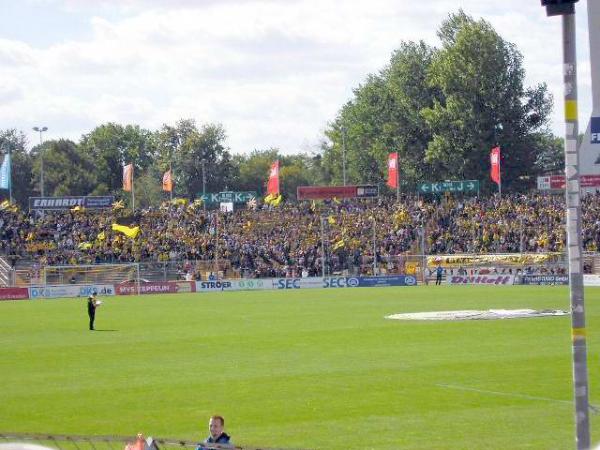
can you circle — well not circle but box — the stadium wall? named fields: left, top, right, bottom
left=4, top=274, right=600, bottom=301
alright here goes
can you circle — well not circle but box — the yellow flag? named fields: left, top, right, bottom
left=264, top=193, right=275, bottom=204
left=77, top=242, right=93, bottom=250
left=111, top=223, right=141, bottom=239
left=271, top=194, right=282, bottom=206
left=332, top=240, right=345, bottom=250
left=97, top=231, right=106, bottom=241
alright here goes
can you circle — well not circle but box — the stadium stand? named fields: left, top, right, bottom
left=2, top=192, right=600, bottom=285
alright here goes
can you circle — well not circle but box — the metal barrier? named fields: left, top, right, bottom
left=0, top=433, right=306, bottom=450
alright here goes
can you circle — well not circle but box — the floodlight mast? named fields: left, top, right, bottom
left=541, top=1, right=590, bottom=449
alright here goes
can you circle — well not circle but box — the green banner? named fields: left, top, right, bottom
left=418, top=180, right=479, bottom=194
left=197, top=191, right=257, bottom=204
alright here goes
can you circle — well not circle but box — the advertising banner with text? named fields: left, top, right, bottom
left=115, top=281, right=195, bottom=295
left=0, top=287, right=30, bottom=300
left=447, top=275, right=515, bottom=285
left=518, top=275, right=569, bottom=285
left=29, top=284, right=116, bottom=299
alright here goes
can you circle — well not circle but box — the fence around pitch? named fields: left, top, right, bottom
left=0, top=433, right=307, bottom=450
left=6, top=252, right=600, bottom=288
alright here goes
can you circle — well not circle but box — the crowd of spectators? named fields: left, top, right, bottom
left=1, top=192, right=600, bottom=277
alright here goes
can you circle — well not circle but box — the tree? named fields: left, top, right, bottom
left=79, top=123, right=157, bottom=194
left=0, top=129, right=33, bottom=206
left=534, top=133, right=564, bottom=174
left=158, top=120, right=233, bottom=199
left=422, top=11, right=553, bottom=191
left=323, top=41, right=437, bottom=189
left=32, top=139, right=97, bottom=196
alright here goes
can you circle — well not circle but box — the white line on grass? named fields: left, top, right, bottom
left=436, top=383, right=572, bottom=405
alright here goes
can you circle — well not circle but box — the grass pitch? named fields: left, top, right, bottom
left=1, top=285, right=599, bottom=449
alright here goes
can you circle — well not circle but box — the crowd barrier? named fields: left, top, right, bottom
left=3, top=274, right=600, bottom=301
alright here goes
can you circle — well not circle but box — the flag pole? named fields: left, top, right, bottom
left=396, top=155, right=400, bottom=203
left=169, top=162, right=173, bottom=201
left=498, top=151, right=502, bottom=197
left=8, top=148, right=12, bottom=204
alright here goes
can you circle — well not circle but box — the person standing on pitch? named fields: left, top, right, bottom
left=435, top=264, right=444, bottom=285
left=87, top=292, right=101, bottom=330
left=196, top=415, right=231, bottom=449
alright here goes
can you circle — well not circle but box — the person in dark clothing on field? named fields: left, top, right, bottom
left=87, top=292, right=100, bottom=330
left=196, top=415, right=231, bottom=449
left=435, top=265, right=444, bottom=285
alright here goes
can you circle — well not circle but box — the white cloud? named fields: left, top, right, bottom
left=0, top=0, right=594, bottom=154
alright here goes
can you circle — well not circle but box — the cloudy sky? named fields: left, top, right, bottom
left=0, top=0, right=594, bottom=155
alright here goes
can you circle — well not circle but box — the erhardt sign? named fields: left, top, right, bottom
left=29, top=196, right=114, bottom=210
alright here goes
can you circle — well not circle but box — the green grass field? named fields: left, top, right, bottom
left=1, top=286, right=599, bottom=449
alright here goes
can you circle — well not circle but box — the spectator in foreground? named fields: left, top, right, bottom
left=196, top=415, right=231, bottom=449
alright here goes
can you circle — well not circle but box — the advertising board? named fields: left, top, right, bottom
left=115, top=281, right=194, bottom=295
left=29, top=284, right=115, bottom=299
left=355, top=275, right=417, bottom=287
left=273, top=276, right=417, bottom=289
left=0, top=287, right=29, bottom=300
left=518, top=275, right=569, bottom=285
left=447, top=275, right=515, bottom=285
left=29, top=196, right=114, bottom=210
left=196, top=279, right=275, bottom=292
left=584, top=274, right=600, bottom=286
left=297, top=185, right=378, bottom=200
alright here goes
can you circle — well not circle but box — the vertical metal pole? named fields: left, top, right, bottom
left=8, top=146, right=13, bottom=204
left=396, top=154, right=400, bottom=203
left=498, top=152, right=502, bottom=197
left=421, top=219, right=427, bottom=284
left=131, top=168, right=135, bottom=212
left=321, top=217, right=326, bottom=278
left=562, top=11, right=590, bottom=450
left=214, top=211, right=219, bottom=277
left=372, top=217, right=377, bottom=275
left=520, top=216, right=524, bottom=254
left=341, top=127, right=347, bottom=186
left=169, top=161, right=173, bottom=201
left=39, top=131, right=44, bottom=197
left=202, top=159, right=207, bottom=211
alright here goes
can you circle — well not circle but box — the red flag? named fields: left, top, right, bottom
left=387, top=152, right=398, bottom=189
left=267, top=160, right=280, bottom=195
left=162, top=169, right=173, bottom=192
left=490, top=147, right=501, bottom=185
left=123, top=164, right=133, bottom=192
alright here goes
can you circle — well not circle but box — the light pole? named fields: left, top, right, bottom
left=541, top=1, right=590, bottom=449
left=33, top=126, right=48, bottom=196
left=201, top=158, right=207, bottom=211
left=341, top=126, right=347, bottom=186
left=320, top=216, right=326, bottom=278
left=372, top=216, right=377, bottom=276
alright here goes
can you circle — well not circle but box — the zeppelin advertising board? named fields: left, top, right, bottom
left=115, top=281, right=195, bottom=295
left=0, top=287, right=29, bottom=301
